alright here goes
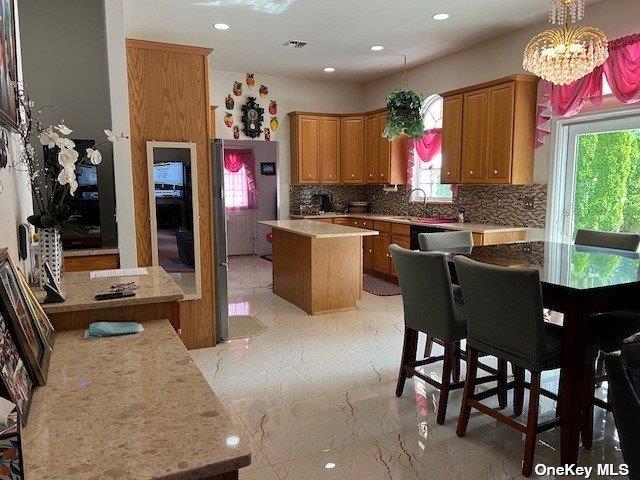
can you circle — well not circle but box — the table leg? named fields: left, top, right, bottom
left=559, top=300, right=588, bottom=465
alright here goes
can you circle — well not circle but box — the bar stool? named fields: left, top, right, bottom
left=454, top=256, right=597, bottom=477
left=418, top=230, right=474, bottom=363
left=390, top=244, right=506, bottom=425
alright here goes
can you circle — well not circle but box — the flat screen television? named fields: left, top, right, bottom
left=154, top=162, right=185, bottom=198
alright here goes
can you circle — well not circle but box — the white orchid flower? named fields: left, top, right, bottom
left=86, top=148, right=102, bottom=165
left=55, top=123, right=73, bottom=135
left=104, top=129, right=117, bottom=143
left=58, top=148, right=79, bottom=171
left=69, top=179, right=78, bottom=195
left=57, top=167, right=76, bottom=187
left=56, top=137, right=75, bottom=150
left=39, top=128, right=60, bottom=149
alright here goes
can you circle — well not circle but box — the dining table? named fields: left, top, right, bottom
left=442, top=240, right=640, bottom=465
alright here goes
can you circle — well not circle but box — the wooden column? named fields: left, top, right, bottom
left=126, top=39, right=216, bottom=349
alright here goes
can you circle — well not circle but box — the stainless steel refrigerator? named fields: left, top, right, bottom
left=211, top=139, right=229, bottom=341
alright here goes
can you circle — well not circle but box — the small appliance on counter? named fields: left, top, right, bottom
left=311, top=193, right=333, bottom=213
left=291, top=204, right=321, bottom=216
left=332, top=202, right=348, bottom=214
left=348, top=201, right=370, bottom=214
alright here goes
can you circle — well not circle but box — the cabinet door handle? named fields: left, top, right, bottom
left=386, top=253, right=390, bottom=258
left=446, top=171, right=451, bottom=175
left=369, top=249, right=373, bottom=253
left=351, top=174, right=355, bottom=178
left=493, top=169, right=498, bottom=174
left=469, top=170, right=474, bottom=175
left=329, top=174, right=333, bottom=178
left=308, top=174, right=312, bottom=178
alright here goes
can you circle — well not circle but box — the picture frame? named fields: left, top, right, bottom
left=17, top=270, right=55, bottom=349
left=260, top=162, right=276, bottom=176
left=0, top=309, right=34, bottom=425
left=0, top=250, right=50, bottom=385
left=0, top=0, right=19, bottom=132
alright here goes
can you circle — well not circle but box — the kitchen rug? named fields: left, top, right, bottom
left=363, top=274, right=401, bottom=296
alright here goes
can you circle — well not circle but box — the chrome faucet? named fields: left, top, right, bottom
left=406, top=188, right=428, bottom=218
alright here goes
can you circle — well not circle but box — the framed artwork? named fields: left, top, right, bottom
left=17, top=271, right=54, bottom=348
left=0, top=250, right=50, bottom=385
left=260, top=162, right=276, bottom=176
left=0, top=0, right=19, bottom=132
left=0, top=309, right=33, bottom=425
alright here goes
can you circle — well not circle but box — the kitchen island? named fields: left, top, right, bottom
left=260, top=220, right=378, bottom=315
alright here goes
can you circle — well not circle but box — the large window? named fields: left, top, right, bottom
left=411, top=95, right=453, bottom=202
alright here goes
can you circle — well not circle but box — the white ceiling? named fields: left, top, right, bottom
left=123, top=0, right=596, bottom=84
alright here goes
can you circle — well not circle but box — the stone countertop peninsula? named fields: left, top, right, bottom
left=22, top=320, right=251, bottom=479
left=38, top=266, right=184, bottom=314
left=260, top=220, right=379, bottom=238
left=289, top=213, right=529, bottom=235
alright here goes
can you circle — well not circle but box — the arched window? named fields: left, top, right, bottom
left=411, top=94, right=453, bottom=202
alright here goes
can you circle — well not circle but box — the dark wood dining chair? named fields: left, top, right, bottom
left=454, top=256, right=598, bottom=477
left=390, top=244, right=506, bottom=425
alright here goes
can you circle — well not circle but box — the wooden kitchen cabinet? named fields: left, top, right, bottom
left=441, top=95, right=463, bottom=183
left=390, top=233, right=410, bottom=276
left=320, top=116, right=341, bottom=183
left=341, top=116, right=365, bottom=184
left=373, top=232, right=392, bottom=275
left=441, top=75, right=537, bottom=185
left=377, top=113, right=391, bottom=183
left=365, top=114, right=380, bottom=183
left=363, top=236, right=374, bottom=271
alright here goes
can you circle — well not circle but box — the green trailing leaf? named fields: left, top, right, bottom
left=383, top=87, right=425, bottom=140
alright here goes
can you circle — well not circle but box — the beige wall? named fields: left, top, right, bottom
left=211, top=70, right=365, bottom=218
left=363, top=0, right=640, bottom=183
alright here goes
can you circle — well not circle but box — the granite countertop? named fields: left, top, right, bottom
left=260, top=220, right=379, bottom=238
left=38, top=266, right=184, bottom=314
left=63, top=247, right=120, bottom=258
left=22, top=320, right=251, bottom=479
left=289, top=213, right=529, bottom=235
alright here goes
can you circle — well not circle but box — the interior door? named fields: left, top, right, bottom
left=226, top=209, right=255, bottom=255
left=485, top=83, right=515, bottom=184
left=461, top=89, right=488, bottom=183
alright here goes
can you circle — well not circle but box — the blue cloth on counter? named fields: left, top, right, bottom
left=84, top=322, right=144, bottom=340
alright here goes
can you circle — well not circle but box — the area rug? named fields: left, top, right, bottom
left=228, top=315, right=268, bottom=339
left=363, top=274, right=401, bottom=296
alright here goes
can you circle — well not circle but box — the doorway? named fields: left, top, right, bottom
left=548, top=113, right=640, bottom=242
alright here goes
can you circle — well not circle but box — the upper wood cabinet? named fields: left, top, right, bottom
left=365, top=114, right=380, bottom=183
left=441, top=95, right=463, bottom=184
left=341, top=116, right=365, bottom=184
left=290, top=109, right=408, bottom=186
left=319, top=116, right=341, bottom=183
left=441, top=75, right=538, bottom=185
left=290, top=113, right=340, bottom=185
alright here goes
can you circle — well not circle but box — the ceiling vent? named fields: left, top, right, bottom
left=283, top=40, right=308, bottom=48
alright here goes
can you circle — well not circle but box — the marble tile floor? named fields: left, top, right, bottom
left=192, top=255, right=626, bottom=480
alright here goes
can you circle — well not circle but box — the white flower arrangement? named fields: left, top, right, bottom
left=12, top=85, right=128, bottom=229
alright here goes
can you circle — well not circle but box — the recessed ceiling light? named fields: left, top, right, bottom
left=225, top=436, right=240, bottom=447
left=213, top=23, right=230, bottom=30
left=432, top=13, right=450, bottom=21
left=370, top=45, right=384, bottom=51
left=324, top=462, right=336, bottom=469
left=323, top=67, right=335, bottom=73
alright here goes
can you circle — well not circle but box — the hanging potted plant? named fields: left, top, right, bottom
left=382, top=56, right=425, bottom=140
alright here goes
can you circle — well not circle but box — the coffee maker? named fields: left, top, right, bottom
left=311, top=193, right=333, bottom=213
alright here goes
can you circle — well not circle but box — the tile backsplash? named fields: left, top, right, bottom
left=290, top=183, right=548, bottom=228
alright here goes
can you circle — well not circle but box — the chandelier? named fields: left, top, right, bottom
left=523, top=0, right=608, bottom=86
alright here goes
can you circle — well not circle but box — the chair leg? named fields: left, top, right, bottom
left=424, top=335, right=433, bottom=358
left=452, top=341, right=461, bottom=383
left=581, top=360, right=595, bottom=450
left=522, top=372, right=541, bottom=477
left=595, top=353, right=605, bottom=388
left=555, top=367, right=564, bottom=418
left=513, top=365, right=525, bottom=416
left=396, top=328, right=418, bottom=397
left=498, top=359, right=508, bottom=409
left=437, top=343, right=453, bottom=425
left=457, top=347, right=479, bottom=437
